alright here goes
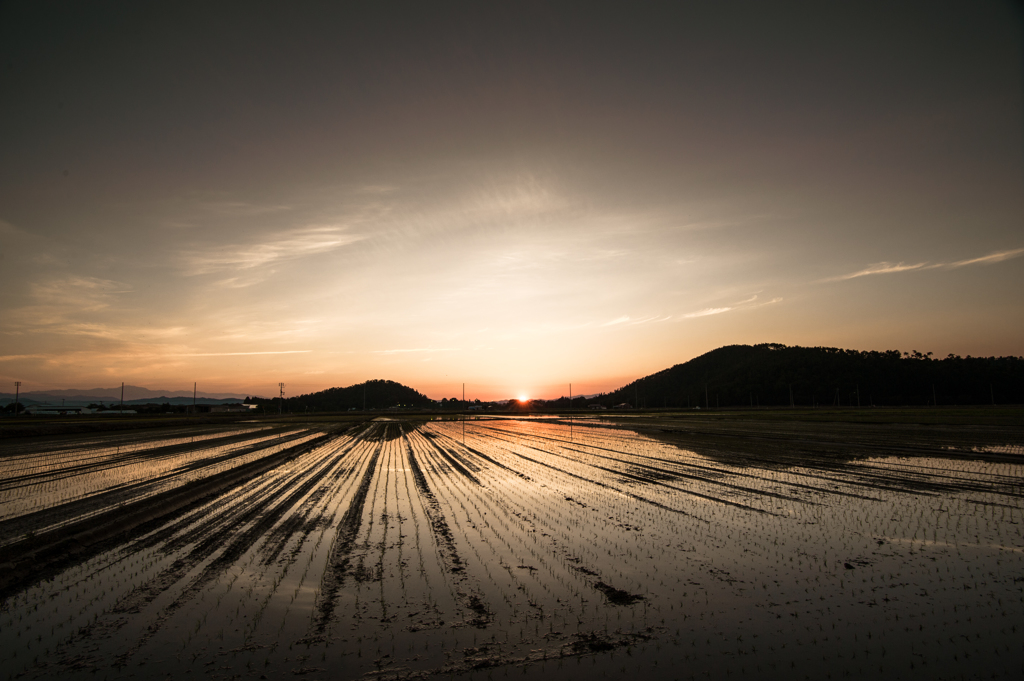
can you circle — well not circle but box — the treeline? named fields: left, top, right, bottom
left=246, top=379, right=434, bottom=412
left=588, top=344, right=1024, bottom=409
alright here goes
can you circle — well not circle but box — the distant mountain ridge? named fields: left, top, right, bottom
left=6, top=344, right=1022, bottom=412
left=595, top=343, right=1024, bottom=408
left=1, top=385, right=248, bottom=405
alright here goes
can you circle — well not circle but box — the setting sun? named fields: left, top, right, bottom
left=1, top=5, right=1021, bottom=680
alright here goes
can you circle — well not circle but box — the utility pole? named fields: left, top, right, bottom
left=13, top=381, right=21, bottom=417
left=278, top=382, right=285, bottom=415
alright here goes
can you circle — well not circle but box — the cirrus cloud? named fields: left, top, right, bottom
left=826, top=248, right=1023, bottom=282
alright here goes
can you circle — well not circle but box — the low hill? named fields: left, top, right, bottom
left=248, top=379, right=433, bottom=412
left=593, top=343, right=1024, bottom=408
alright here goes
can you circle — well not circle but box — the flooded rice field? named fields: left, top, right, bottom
left=1, top=415, right=1022, bottom=679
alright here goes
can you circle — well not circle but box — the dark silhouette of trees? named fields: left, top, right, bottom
left=594, top=343, right=1023, bottom=408
left=249, top=379, right=433, bottom=413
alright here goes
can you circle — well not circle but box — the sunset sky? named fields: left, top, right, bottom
left=1, top=3, right=1022, bottom=400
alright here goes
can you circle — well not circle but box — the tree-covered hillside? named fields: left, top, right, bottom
left=593, top=344, right=1024, bottom=408
left=247, top=379, right=433, bottom=413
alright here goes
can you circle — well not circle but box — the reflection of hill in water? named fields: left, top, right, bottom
left=367, top=419, right=424, bottom=441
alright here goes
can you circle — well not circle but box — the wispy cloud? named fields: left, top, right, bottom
left=372, top=348, right=458, bottom=354
left=948, top=248, right=1024, bottom=268
left=828, top=247, right=1023, bottom=282
left=683, top=307, right=732, bottom=318
left=172, top=350, right=312, bottom=357
left=32, top=276, right=132, bottom=309
left=199, top=201, right=293, bottom=216
left=6, top=277, right=134, bottom=340
left=184, top=225, right=364, bottom=275
left=676, top=294, right=781, bottom=321
left=830, top=262, right=930, bottom=281
left=601, top=294, right=779, bottom=328
left=629, top=315, right=672, bottom=325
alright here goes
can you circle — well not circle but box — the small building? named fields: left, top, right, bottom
left=612, top=403, right=632, bottom=410
left=210, top=404, right=252, bottom=413
left=589, top=404, right=607, bottom=410
left=23, top=404, right=93, bottom=416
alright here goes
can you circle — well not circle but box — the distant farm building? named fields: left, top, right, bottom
left=209, top=404, right=253, bottom=413
left=589, top=404, right=607, bottom=410
left=23, top=404, right=93, bottom=415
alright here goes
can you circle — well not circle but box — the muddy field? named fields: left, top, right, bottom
left=1, top=414, right=1022, bottom=679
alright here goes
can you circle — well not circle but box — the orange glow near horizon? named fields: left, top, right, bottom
left=2, top=5, right=1024, bottom=400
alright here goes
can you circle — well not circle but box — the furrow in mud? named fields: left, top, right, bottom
left=256, top=436, right=362, bottom=566
left=481, top=424, right=879, bottom=500
left=0, top=427, right=293, bottom=491
left=418, top=433, right=482, bottom=486
left=312, top=423, right=386, bottom=633
left=0, top=430, right=335, bottom=600
left=0, top=430, right=314, bottom=542
left=405, top=430, right=494, bottom=628
left=472, top=426, right=769, bottom=515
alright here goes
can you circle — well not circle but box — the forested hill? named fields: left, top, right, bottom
left=247, top=379, right=433, bottom=412
left=599, top=344, right=1024, bottom=408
